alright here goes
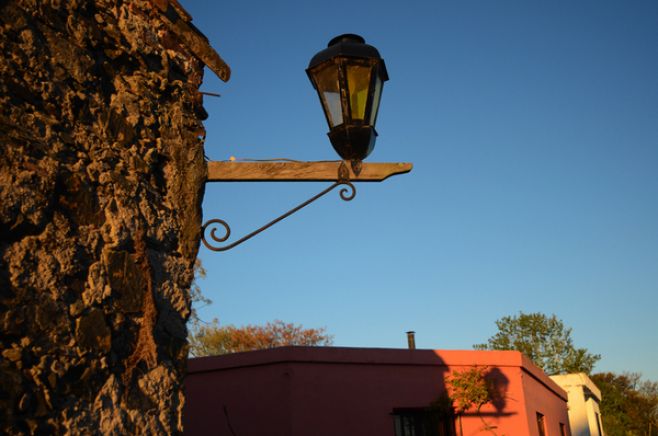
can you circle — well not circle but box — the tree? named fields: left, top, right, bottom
left=189, top=259, right=212, bottom=328
left=474, top=312, right=600, bottom=375
left=591, top=372, right=658, bottom=436
left=189, top=320, right=334, bottom=357
left=448, top=367, right=498, bottom=435
left=449, top=367, right=492, bottom=414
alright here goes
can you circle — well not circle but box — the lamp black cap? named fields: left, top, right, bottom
left=307, top=33, right=389, bottom=82
left=328, top=33, right=365, bottom=46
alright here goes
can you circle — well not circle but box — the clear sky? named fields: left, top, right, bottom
left=184, top=0, right=658, bottom=380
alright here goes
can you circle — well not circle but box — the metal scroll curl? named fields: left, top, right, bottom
left=201, top=180, right=356, bottom=252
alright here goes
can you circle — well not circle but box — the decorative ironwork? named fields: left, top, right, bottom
left=201, top=180, right=356, bottom=252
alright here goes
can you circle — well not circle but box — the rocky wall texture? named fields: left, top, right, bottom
left=0, top=0, right=211, bottom=433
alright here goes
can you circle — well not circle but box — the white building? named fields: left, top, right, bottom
left=550, top=373, right=605, bottom=436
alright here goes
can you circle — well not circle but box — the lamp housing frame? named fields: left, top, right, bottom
left=307, top=34, right=389, bottom=161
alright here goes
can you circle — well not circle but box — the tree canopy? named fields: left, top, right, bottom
left=189, top=320, right=334, bottom=357
left=448, top=367, right=492, bottom=414
left=591, top=372, right=658, bottom=436
left=188, top=259, right=211, bottom=328
left=474, top=312, right=600, bottom=375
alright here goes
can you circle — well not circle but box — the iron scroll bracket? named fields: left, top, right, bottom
left=201, top=161, right=356, bottom=252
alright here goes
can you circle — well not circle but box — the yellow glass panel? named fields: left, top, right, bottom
left=346, top=64, right=371, bottom=120
left=313, top=63, right=343, bottom=127
left=369, top=76, right=383, bottom=125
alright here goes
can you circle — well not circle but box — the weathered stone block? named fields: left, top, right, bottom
left=75, top=309, right=112, bottom=352
left=104, top=249, right=146, bottom=313
left=1, top=0, right=217, bottom=433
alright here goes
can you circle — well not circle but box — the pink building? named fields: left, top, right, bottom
left=184, top=347, right=570, bottom=436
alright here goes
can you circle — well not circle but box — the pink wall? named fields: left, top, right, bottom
left=184, top=347, right=569, bottom=436
left=519, top=355, right=573, bottom=436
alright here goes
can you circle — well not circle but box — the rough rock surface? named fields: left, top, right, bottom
left=0, top=0, right=210, bottom=433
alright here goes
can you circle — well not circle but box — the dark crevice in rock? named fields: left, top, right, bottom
left=1, top=0, right=213, bottom=433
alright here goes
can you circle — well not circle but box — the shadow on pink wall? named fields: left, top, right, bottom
left=183, top=347, right=568, bottom=436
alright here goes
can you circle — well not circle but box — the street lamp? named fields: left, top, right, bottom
left=306, top=34, right=388, bottom=163
left=201, top=34, right=410, bottom=252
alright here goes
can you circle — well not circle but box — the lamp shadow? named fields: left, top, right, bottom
left=487, top=366, right=510, bottom=415
left=183, top=348, right=523, bottom=436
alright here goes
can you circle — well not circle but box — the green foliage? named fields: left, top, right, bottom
left=185, top=260, right=332, bottom=357
left=189, top=319, right=334, bottom=357
left=188, top=259, right=211, bottom=328
left=447, top=367, right=501, bottom=435
left=591, top=372, right=658, bottom=436
left=448, top=367, right=492, bottom=413
left=474, top=312, right=600, bottom=375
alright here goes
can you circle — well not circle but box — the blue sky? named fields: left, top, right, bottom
left=184, top=0, right=658, bottom=379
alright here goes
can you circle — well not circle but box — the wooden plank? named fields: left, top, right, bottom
left=206, top=161, right=413, bottom=182
left=151, top=0, right=231, bottom=82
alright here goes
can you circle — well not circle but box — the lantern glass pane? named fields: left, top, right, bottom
left=369, top=76, right=383, bottom=125
left=314, top=63, right=343, bottom=127
left=346, top=64, right=371, bottom=121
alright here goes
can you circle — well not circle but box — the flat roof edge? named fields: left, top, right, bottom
left=187, top=347, right=563, bottom=397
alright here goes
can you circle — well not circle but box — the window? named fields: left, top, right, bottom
left=595, top=412, right=603, bottom=436
left=560, top=422, right=568, bottom=436
left=392, top=408, right=456, bottom=436
left=536, top=412, right=546, bottom=436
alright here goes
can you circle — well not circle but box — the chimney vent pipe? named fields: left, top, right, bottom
left=406, top=331, right=416, bottom=350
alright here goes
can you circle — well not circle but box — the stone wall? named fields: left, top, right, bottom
left=0, top=0, right=221, bottom=433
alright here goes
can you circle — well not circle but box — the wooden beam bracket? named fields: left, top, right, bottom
left=201, top=160, right=412, bottom=252
left=206, top=160, right=412, bottom=182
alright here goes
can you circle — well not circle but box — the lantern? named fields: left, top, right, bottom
left=307, top=34, right=389, bottom=161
